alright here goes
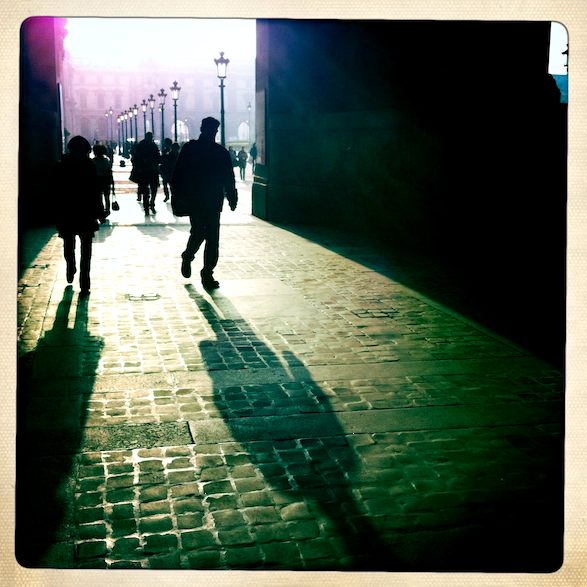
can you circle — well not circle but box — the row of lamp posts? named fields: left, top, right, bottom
left=104, top=52, right=232, bottom=155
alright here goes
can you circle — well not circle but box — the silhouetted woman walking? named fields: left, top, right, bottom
left=53, top=136, right=104, bottom=296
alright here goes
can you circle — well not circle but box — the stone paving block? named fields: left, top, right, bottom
left=261, top=541, right=303, bottom=567
left=139, top=516, right=173, bottom=534
left=240, top=490, right=273, bottom=507
left=218, top=527, right=255, bottom=546
left=143, top=533, right=178, bottom=554
left=78, top=523, right=108, bottom=540
left=111, top=519, right=138, bottom=537
left=140, top=500, right=172, bottom=516
left=280, top=502, right=313, bottom=521
left=298, top=538, right=336, bottom=561
left=176, top=513, right=204, bottom=529
left=170, top=483, right=200, bottom=499
left=76, top=506, right=104, bottom=524
left=173, top=497, right=204, bottom=514
left=111, top=537, right=142, bottom=556
left=186, top=550, right=222, bottom=569
left=253, top=522, right=290, bottom=543
left=242, top=505, right=282, bottom=525
left=212, top=509, right=246, bottom=528
left=149, top=552, right=182, bottom=569
left=207, top=495, right=239, bottom=511
left=224, top=545, right=264, bottom=568
left=109, top=503, right=135, bottom=519
left=180, top=529, right=216, bottom=550
left=76, top=541, right=108, bottom=559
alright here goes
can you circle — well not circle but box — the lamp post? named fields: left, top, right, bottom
left=170, top=81, right=181, bottom=143
left=133, top=104, right=139, bottom=141
left=118, top=115, right=123, bottom=154
left=109, top=107, right=114, bottom=149
left=158, top=88, right=167, bottom=145
left=123, top=111, right=129, bottom=156
left=214, top=51, right=229, bottom=147
left=116, top=116, right=121, bottom=153
left=247, top=101, right=251, bottom=144
left=148, top=94, right=156, bottom=136
left=141, top=100, right=148, bottom=138
left=104, top=112, right=109, bottom=143
left=128, top=108, right=134, bottom=144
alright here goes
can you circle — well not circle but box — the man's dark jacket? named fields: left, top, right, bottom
left=171, top=138, right=237, bottom=216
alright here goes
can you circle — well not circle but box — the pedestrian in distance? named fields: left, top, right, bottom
left=52, top=135, right=105, bottom=296
left=250, top=141, right=257, bottom=174
left=91, top=143, right=114, bottom=221
left=160, top=140, right=180, bottom=202
left=237, top=146, right=248, bottom=181
left=171, top=117, right=238, bottom=289
left=132, top=132, right=161, bottom=214
left=228, top=146, right=238, bottom=169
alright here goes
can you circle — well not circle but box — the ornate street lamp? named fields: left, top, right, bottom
left=148, top=93, right=156, bottom=136
left=158, top=88, right=167, bottom=145
left=170, top=81, right=181, bottom=143
left=116, top=115, right=121, bottom=153
left=133, top=104, right=139, bottom=141
left=123, top=110, right=129, bottom=155
left=214, top=51, right=229, bottom=147
left=104, top=112, right=110, bottom=143
left=108, top=106, right=114, bottom=148
left=141, top=99, right=148, bottom=138
left=247, top=101, right=251, bottom=143
left=128, top=108, right=134, bottom=144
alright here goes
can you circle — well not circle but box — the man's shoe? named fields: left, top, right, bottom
left=181, top=258, right=192, bottom=278
left=201, top=272, right=219, bottom=289
left=150, top=205, right=156, bottom=213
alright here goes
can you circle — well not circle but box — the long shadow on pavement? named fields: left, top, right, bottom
left=185, top=285, right=400, bottom=570
left=16, top=287, right=103, bottom=567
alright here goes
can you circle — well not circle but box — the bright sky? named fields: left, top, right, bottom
left=64, top=18, right=256, bottom=69
left=549, top=22, right=568, bottom=74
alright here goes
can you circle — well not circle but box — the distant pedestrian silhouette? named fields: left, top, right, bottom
left=52, top=135, right=104, bottom=296
left=91, top=143, right=113, bottom=221
left=237, top=146, right=248, bottom=180
left=228, top=145, right=238, bottom=169
left=132, top=131, right=161, bottom=214
left=250, top=141, right=257, bottom=173
left=160, top=140, right=180, bottom=202
left=171, top=117, right=237, bottom=289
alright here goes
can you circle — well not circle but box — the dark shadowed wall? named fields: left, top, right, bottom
left=253, top=20, right=566, bottom=365
left=19, top=17, right=67, bottom=228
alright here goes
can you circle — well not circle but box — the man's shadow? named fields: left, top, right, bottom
left=16, top=286, right=103, bottom=567
left=186, top=285, right=399, bottom=570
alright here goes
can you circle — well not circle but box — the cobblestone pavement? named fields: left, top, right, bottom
left=17, top=167, right=564, bottom=572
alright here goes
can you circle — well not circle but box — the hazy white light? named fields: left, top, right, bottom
left=549, top=22, right=568, bottom=75
left=64, top=18, right=255, bottom=69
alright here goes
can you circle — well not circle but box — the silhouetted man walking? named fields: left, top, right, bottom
left=171, top=117, right=237, bottom=289
left=133, top=131, right=161, bottom=214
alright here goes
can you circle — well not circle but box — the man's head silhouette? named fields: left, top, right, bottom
left=200, top=117, right=220, bottom=140
left=67, top=135, right=91, bottom=156
left=145, top=132, right=154, bottom=142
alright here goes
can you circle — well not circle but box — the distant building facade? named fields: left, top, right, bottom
left=61, top=53, right=255, bottom=147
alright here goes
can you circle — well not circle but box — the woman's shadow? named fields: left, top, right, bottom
left=16, top=286, right=103, bottom=567
left=185, top=285, right=399, bottom=570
